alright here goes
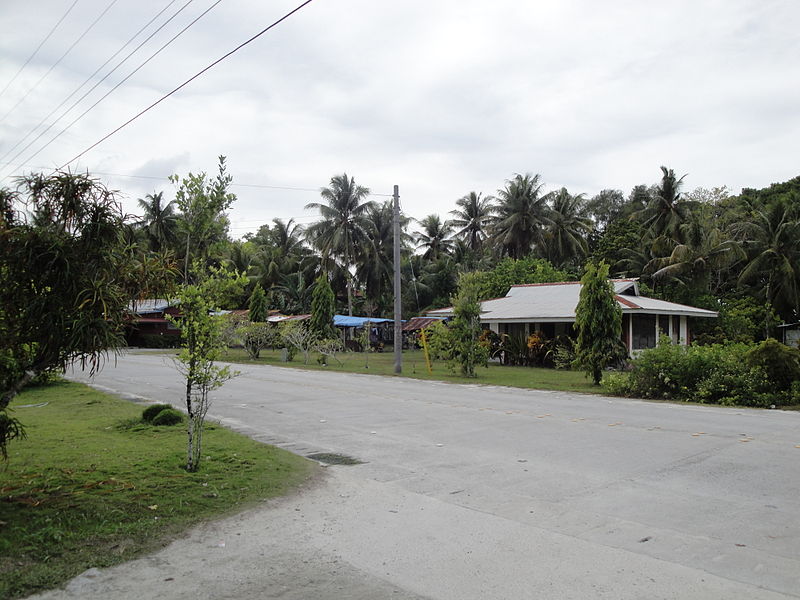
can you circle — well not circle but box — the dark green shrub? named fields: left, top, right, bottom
left=142, top=403, right=173, bottom=423
left=135, top=334, right=181, bottom=349
left=612, top=339, right=778, bottom=407
left=745, top=338, right=800, bottom=392
left=151, top=408, right=183, bottom=426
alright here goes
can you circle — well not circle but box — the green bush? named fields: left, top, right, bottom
left=151, top=408, right=183, bottom=426
left=134, top=334, right=181, bottom=349
left=607, top=338, right=786, bottom=407
left=142, top=403, right=173, bottom=423
left=745, top=338, right=800, bottom=392
left=601, top=372, right=633, bottom=395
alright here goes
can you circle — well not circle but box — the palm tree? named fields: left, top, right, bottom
left=224, top=240, right=254, bottom=274
left=648, top=222, right=743, bottom=296
left=305, top=173, right=373, bottom=315
left=541, top=188, right=593, bottom=268
left=137, top=191, right=178, bottom=253
left=733, top=200, right=800, bottom=322
left=490, top=173, right=550, bottom=259
left=415, top=214, right=454, bottom=260
left=355, top=201, right=412, bottom=316
left=637, top=167, right=695, bottom=243
left=269, top=218, right=305, bottom=256
left=450, top=191, right=495, bottom=251
left=274, top=272, right=315, bottom=314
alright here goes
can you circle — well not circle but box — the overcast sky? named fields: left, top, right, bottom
left=1, top=0, right=798, bottom=238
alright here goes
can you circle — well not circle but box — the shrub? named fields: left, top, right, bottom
left=601, top=372, right=633, bottom=396
left=745, top=338, right=800, bottom=392
left=142, top=403, right=173, bottom=423
left=135, top=334, right=181, bottom=349
left=151, top=408, right=183, bottom=426
left=609, top=338, right=786, bottom=407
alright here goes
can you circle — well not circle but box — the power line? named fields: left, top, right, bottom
left=0, top=0, right=220, bottom=182
left=0, top=0, right=187, bottom=167
left=57, top=0, right=318, bottom=170
left=0, top=0, right=79, bottom=100
left=0, top=0, right=120, bottom=125
left=1, top=160, right=394, bottom=198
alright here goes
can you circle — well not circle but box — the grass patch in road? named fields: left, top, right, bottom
left=211, top=347, right=601, bottom=394
left=0, top=381, right=315, bottom=599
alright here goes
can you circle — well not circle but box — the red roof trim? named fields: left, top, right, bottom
left=615, top=295, right=641, bottom=309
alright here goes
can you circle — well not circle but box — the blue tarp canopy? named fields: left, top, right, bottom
left=333, top=315, right=393, bottom=327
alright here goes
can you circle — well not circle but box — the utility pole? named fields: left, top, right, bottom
left=393, top=184, right=402, bottom=374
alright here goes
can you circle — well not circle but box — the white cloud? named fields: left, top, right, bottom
left=1, top=0, right=798, bottom=237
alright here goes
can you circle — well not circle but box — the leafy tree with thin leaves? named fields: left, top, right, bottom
left=171, top=156, right=236, bottom=282
left=310, top=273, right=337, bottom=340
left=573, top=262, right=625, bottom=385
left=170, top=266, right=246, bottom=472
left=248, top=284, right=268, bottom=323
left=431, top=273, right=489, bottom=377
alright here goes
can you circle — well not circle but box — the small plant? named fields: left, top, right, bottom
left=142, top=403, right=173, bottom=423
left=151, top=408, right=184, bottom=426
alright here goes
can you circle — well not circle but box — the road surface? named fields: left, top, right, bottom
left=35, top=352, right=800, bottom=599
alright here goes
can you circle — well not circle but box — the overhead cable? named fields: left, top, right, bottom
left=0, top=0, right=79, bottom=100
left=0, top=0, right=186, bottom=166
left=56, top=0, right=317, bottom=170
left=0, top=0, right=220, bottom=182
left=0, top=0, right=120, bottom=124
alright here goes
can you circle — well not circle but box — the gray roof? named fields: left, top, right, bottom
left=427, top=280, right=717, bottom=322
left=129, top=298, right=176, bottom=314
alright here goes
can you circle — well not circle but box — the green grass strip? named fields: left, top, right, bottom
left=0, top=381, right=314, bottom=599
left=211, top=347, right=602, bottom=394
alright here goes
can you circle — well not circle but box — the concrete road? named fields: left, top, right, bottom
left=51, top=353, right=800, bottom=599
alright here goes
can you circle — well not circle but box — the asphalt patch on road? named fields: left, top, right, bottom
left=306, top=452, right=364, bottom=465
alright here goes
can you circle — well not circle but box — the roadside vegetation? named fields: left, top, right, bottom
left=603, top=337, right=800, bottom=408
left=0, top=381, right=314, bottom=599
left=208, top=347, right=600, bottom=394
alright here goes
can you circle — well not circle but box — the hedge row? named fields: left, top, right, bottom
left=603, top=338, right=800, bottom=407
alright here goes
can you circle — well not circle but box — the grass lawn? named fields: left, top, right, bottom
left=210, top=347, right=602, bottom=394
left=0, top=381, right=315, bottom=599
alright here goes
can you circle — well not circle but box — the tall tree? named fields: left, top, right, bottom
left=137, top=191, right=178, bottom=253
left=637, top=166, right=695, bottom=243
left=490, top=173, right=550, bottom=258
left=573, top=262, right=625, bottom=384
left=305, top=173, right=373, bottom=315
left=733, top=200, right=800, bottom=322
left=450, top=191, right=494, bottom=251
left=0, top=172, right=176, bottom=457
left=310, top=273, right=337, bottom=340
left=248, top=283, right=268, bottom=322
left=541, top=188, right=592, bottom=268
left=415, top=214, right=454, bottom=260
left=171, top=156, right=236, bottom=281
left=357, top=201, right=411, bottom=316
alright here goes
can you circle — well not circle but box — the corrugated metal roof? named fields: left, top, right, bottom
left=427, top=281, right=717, bottom=321
left=129, top=298, right=176, bottom=314
left=403, top=316, right=445, bottom=331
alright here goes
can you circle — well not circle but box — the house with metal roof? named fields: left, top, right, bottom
left=427, top=279, right=717, bottom=353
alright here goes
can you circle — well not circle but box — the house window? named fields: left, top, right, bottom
left=632, top=314, right=656, bottom=349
